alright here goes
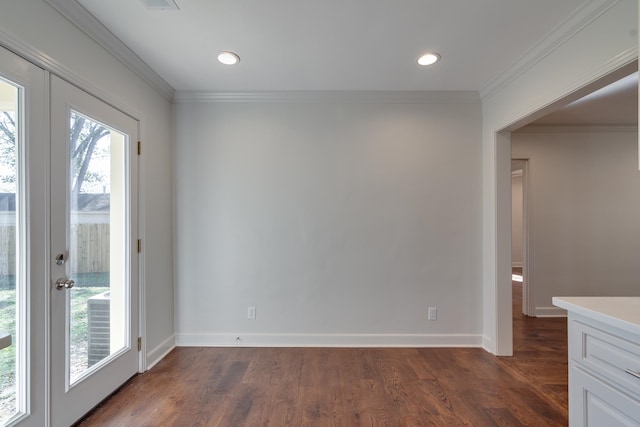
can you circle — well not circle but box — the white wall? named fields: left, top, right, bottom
left=173, top=95, right=483, bottom=346
left=511, top=170, right=523, bottom=267
left=482, top=0, right=638, bottom=355
left=512, top=127, right=640, bottom=315
left=0, top=1, right=175, bottom=367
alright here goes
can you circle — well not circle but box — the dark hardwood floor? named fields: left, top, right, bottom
left=78, top=277, right=568, bottom=426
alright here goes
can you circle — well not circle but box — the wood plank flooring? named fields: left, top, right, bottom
left=77, top=279, right=568, bottom=426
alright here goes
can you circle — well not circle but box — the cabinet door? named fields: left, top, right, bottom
left=570, top=365, right=640, bottom=426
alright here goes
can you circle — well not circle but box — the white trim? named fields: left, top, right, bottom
left=43, top=0, right=174, bottom=101
left=0, top=27, right=61, bottom=76
left=511, top=262, right=523, bottom=268
left=481, top=335, right=493, bottom=354
left=516, top=124, right=637, bottom=133
left=175, top=333, right=483, bottom=348
left=0, top=29, right=148, bottom=128
left=511, top=170, right=523, bottom=178
left=496, top=50, right=637, bottom=132
left=136, top=122, right=147, bottom=374
left=521, top=160, right=532, bottom=317
left=172, top=90, right=481, bottom=104
left=535, top=306, right=568, bottom=318
left=480, top=0, right=621, bottom=100
left=43, top=70, right=52, bottom=427
left=145, top=335, right=176, bottom=371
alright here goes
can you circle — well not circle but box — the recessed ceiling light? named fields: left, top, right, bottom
left=217, top=51, right=240, bottom=65
left=417, top=52, right=441, bottom=66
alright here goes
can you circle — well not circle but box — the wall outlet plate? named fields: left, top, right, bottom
left=248, top=306, right=256, bottom=320
left=428, top=306, right=437, bottom=321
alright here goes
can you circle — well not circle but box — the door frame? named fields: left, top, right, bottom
left=493, top=62, right=638, bottom=355
left=511, top=158, right=532, bottom=317
left=0, top=39, right=147, bottom=426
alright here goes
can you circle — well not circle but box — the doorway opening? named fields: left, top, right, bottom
left=511, top=159, right=530, bottom=317
left=499, top=63, right=638, bottom=354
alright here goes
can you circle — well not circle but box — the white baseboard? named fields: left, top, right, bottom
left=175, top=333, right=483, bottom=348
left=511, top=262, right=523, bottom=268
left=482, top=335, right=494, bottom=354
left=535, top=306, right=568, bottom=317
left=145, top=334, right=176, bottom=370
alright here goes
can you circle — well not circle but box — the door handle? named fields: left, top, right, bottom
left=55, top=253, right=66, bottom=265
left=55, top=278, right=75, bottom=290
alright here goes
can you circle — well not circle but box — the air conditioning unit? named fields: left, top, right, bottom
left=87, top=291, right=110, bottom=367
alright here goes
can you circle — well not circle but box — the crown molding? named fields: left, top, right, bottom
left=173, top=90, right=481, bottom=104
left=44, top=0, right=175, bottom=101
left=480, top=0, right=622, bottom=101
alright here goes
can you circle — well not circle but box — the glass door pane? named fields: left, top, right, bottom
left=0, top=76, right=23, bottom=423
left=0, top=44, right=48, bottom=427
left=67, top=111, right=128, bottom=386
left=50, top=75, right=138, bottom=427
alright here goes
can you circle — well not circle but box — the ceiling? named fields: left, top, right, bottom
left=75, top=0, right=587, bottom=92
left=50, top=0, right=637, bottom=126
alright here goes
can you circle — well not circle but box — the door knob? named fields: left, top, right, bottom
left=55, top=278, right=75, bottom=290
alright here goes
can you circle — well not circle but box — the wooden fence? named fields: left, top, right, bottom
left=70, top=223, right=110, bottom=273
left=0, top=224, right=110, bottom=276
left=0, top=226, right=16, bottom=276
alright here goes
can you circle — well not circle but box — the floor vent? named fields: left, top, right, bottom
left=140, top=0, right=180, bottom=10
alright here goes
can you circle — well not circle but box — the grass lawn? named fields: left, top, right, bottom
left=0, top=288, right=16, bottom=424
left=0, top=275, right=109, bottom=424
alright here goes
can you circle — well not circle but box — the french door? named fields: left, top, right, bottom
left=49, top=76, right=139, bottom=427
left=0, top=47, right=139, bottom=427
left=0, top=46, right=46, bottom=427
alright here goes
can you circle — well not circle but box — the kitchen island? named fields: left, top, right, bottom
left=552, top=297, right=640, bottom=426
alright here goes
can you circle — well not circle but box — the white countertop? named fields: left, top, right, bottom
left=552, top=297, right=640, bottom=336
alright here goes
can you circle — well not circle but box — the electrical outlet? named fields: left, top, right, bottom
left=248, top=306, right=256, bottom=320
left=428, top=306, right=437, bottom=321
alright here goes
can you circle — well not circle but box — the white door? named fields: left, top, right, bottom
left=50, top=76, right=139, bottom=427
left=0, top=46, right=47, bottom=427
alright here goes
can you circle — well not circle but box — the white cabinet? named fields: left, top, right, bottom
left=570, top=364, right=640, bottom=426
left=553, top=297, right=640, bottom=427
